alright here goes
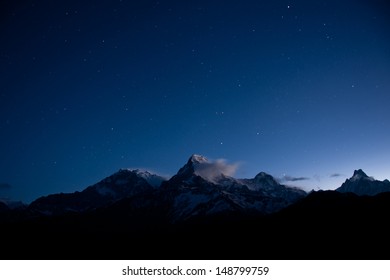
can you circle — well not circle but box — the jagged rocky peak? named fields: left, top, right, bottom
left=15, top=153, right=309, bottom=223
left=175, top=154, right=209, bottom=178
left=189, top=154, right=209, bottom=164
left=28, top=167, right=162, bottom=216
left=254, top=171, right=273, bottom=180
left=353, top=169, right=367, bottom=176
left=253, top=171, right=279, bottom=187
left=133, top=169, right=166, bottom=188
left=118, top=168, right=152, bottom=176
left=336, top=169, right=390, bottom=196
left=351, top=169, right=369, bottom=181
left=114, top=168, right=166, bottom=188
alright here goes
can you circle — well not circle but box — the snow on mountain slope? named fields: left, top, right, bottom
left=28, top=169, right=166, bottom=215
left=26, top=154, right=307, bottom=222
left=174, top=154, right=238, bottom=184
left=127, top=169, right=166, bottom=188
left=162, top=155, right=307, bottom=222
left=336, top=169, right=390, bottom=196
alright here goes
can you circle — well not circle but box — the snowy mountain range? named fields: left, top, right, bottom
left=159, top=154, right=306, bottom=222
left=28, top=169, right=166, bottom=215
left=20, top=156, right=390, bottom=221
left=5, top=156, right=389, bottom=222
left=27, top=154, right=306, bottom=220
left=2, top=155, right=390, bottom=260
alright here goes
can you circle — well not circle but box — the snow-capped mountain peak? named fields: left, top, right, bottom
left=163, top=155, right=307, bottom=221
left=189, top=154, right=209, bottom=164
left=131, top=169, right=166, bottom=188
left=25, top=153, right=308, bottom=222
left=28, top=168, right=162, bottom=215
left=336, top=169, right=390, bottom=196
left=174, top=154, right=210, bottom=180
left=350, top=169, right=373, bottom=182
left=253, top=172, right=279, bottom=188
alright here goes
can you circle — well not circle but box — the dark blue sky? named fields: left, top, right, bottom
left=1, top=0, right=390, bottom=203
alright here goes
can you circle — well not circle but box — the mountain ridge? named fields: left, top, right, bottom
left=21, top=158, right=390, bottom=218
left=336, top=169, right=390, bottom=196
left=2, top=156, right=390, bottom=260
left=25, top=154, right=306, bottom=221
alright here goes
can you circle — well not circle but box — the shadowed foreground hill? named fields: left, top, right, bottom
left=2, top=190, right=390, bottom=260
left=2, top=162, right=389, bottom=259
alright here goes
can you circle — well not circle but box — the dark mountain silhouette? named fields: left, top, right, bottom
left=26, top=154, right=306, bottom=220
left=336, top=169, right=390, bottom=195
left=1, top=156, right=390, bottom=260
left=0, top=201, right=9, bottom=213
left=28, top=169, right=166, bottom=215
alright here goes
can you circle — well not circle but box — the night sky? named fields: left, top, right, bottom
left=1, top=0, right=390, bottom=203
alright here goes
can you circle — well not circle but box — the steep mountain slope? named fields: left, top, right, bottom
left=160, top=154, right=306, bottom=222
left=28, top=169, right=166, bottom=215
left=336, top=169, right=390, bottom=195
left=2, top=157, right=390, bottom=259
left=26, top=154, right=306, bottom=220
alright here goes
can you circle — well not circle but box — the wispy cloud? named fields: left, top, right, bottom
left=194, top=159, right=239, bottom=182
left=279, top=175, right=310, bottom=182
left=330, top=173, right=343, bottom=178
